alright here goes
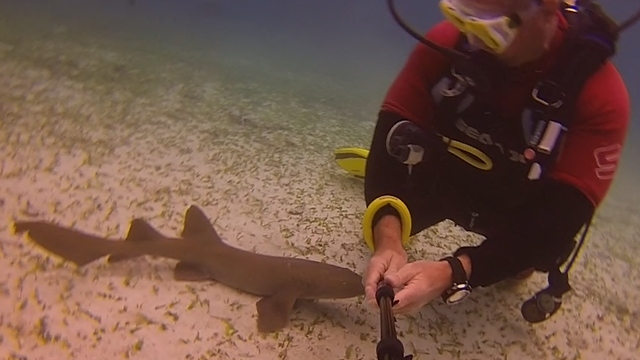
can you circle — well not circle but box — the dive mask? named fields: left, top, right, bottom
left=439, top=0, right=539, bottom=53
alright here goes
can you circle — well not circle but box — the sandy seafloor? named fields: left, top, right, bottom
left=0, top=8, right=639, bottom=360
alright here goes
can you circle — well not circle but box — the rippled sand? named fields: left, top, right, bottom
left=0, top=9, right=638, bottom=360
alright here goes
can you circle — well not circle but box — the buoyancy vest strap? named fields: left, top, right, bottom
left=531, top=0, right=618, bottom=122
left=522, top=1, right=619, bottom=172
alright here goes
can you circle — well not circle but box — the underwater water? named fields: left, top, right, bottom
left=0, top=0, right=638, bottom=359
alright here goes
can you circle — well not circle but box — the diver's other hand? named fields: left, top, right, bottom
left=363, top=246, right=407, bottom=310
left=383, top=260, right=452, bottom=315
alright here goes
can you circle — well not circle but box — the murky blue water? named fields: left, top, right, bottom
left=0, top=0, right=638, bottom=359
left=8, top=0, right=637, bottom=179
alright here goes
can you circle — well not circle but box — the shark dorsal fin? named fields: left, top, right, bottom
left=125, top=218, right=164, bottom=242
left=181, top=205, right=225, bottom=244
left=108, top=219, right=164, bottom=263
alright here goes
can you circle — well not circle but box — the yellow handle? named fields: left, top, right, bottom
left=442, top=136, right=493, bottom=171
left=362, top=195, right=412, bottom=252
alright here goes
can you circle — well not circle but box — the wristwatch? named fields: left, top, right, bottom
left=440, top=256, right=473, bottom=304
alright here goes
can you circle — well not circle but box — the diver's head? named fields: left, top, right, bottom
left=440, top=0, right=560, bottom=66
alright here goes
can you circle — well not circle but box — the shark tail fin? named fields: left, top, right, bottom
left=181, top=205, right=225, bottom=245
left=13, top=221, right=115, bottom=267
left=107, top=218, right=164, bottom=263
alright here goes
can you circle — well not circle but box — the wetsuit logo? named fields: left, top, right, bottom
left=593, top=144, right=621, bottom=180
left=450, top=118, right=527, bottom=171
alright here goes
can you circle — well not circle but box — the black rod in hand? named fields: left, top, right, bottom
left=375, top=281, right=413, bottom=360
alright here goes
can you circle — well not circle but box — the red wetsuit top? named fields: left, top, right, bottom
left=366, top=14, right=631, bottom=287
left=382, top=15, right=630, bottom=207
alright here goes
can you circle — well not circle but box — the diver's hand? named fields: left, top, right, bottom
left=363, top=246, right=407, bottom=310
left=382, top=260, right=454, bottom=315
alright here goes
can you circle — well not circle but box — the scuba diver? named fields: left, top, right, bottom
left=342, top=0, right=639, bottom=323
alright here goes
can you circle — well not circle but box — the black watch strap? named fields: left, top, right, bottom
left=442, top=256, right=467, bottom=284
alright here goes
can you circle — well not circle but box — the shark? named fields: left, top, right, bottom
left=12, top=205, right=365, bottom=333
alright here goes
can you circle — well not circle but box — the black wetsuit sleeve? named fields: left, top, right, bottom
left=363, top=110, right=411, bottom=224
left=454, top=179, right=595, bottom=288
left=365, top=110, right=595, bottom=289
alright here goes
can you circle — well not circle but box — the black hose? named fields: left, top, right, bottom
left=618, top=7, right=640, bottom=32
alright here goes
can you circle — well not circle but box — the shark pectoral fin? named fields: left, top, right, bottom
left=255, top=287, right=302, bottom=333
left=108, top=219, right=164, bottom=263
left=173, top=261, right=212, bottom=281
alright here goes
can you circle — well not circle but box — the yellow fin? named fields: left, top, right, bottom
left=333, top=147, right=369, bottom=178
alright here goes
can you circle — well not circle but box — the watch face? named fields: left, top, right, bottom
left=446, top=288, right=471, bottom=304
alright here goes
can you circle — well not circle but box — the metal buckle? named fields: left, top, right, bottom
left=531, top=80, right=565, bottom=108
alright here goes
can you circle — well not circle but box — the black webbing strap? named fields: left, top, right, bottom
left=529, top=0, right=619, bottom=125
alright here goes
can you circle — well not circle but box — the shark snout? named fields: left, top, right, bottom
left=346, top=278, right=365, bottom=297
left=335, top=271, right=365, bottom=298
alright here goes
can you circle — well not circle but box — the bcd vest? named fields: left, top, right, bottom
left=425, top=3, right=619, bottom=216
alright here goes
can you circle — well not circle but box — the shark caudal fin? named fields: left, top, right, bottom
left=107, top=218, right=165, bottom=263
left=13, top=221, right=116, bottom=267
left=181, top=205, right=225, bottom=244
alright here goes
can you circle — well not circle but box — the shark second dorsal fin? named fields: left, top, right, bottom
left=126, top=219, right=164, bottom=242
left=181, top=205, right=225, bottom=244
left=108, top=219, right=163, bottom=263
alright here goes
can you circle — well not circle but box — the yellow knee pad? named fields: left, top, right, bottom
left=362, top=195, right=412, bottom=252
